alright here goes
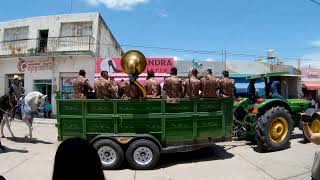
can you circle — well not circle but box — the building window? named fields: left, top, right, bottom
left=60, top=22, right=93, bottom=37
left=3, top=26, right=29, bottom=41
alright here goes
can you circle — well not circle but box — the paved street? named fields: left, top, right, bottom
left=0, top=118, right=318, bottom=180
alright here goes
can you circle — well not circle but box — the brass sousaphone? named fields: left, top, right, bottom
left=121, top=50, right=147, bottom=97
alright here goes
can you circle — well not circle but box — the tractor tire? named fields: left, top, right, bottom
left=255, top=106, right=294, bottom=152
left=303, top=116, right=320, bottom=142
left=126, top=139, right=160, bottom=170
left=93, top=139, right=124, bottom=170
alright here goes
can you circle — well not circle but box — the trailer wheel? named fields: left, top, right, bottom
left=303, top=117, right=320, bottom=142
left=256, top=106, right=294, bottom=151
left=126, top=139, right=160, bottom=170
left=93, top=139, right=124, bottom=170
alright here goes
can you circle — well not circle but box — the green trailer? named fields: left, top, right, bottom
left=56, top=98, right=233, bottom=169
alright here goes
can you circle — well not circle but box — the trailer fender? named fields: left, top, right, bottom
left=90, top=134, right=163, bottom=151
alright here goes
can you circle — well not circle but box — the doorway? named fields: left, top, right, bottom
left=34, top=79, right=52, bottom=102
left=38, top=30, right=49, bottom=52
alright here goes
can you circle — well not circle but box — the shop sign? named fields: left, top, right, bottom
left=96, top=57, right=175, bottom=74
left=17, top=58, right=53, bottom=73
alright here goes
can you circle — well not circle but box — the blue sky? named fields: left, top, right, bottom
left=1, top=0, right=320, bottom=66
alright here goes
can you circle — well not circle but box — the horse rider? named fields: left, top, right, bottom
left=220, top=70, right=235, bottom=98
left=9, top=75, right=25, bottom=98
left=183, top=68, right=201, bottom=99
left=163, top=67, right=183, bottom=103
left=145, top=70, right=161, bottom=98
left=94, top=71, right=114, bottom=99
left=201, top=69, right=221, bottom=98
left=72, top=70, right=93, bottom=99
left=9, top=75, right=25, bottom=119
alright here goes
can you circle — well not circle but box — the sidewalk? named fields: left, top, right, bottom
left=13, top=118, right=57, bottom=124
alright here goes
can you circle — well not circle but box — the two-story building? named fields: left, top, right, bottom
left=0, top=12, right=123, bottom=114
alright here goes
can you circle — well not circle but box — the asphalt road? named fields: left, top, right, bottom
left=0, top=118, right=318, bottom=180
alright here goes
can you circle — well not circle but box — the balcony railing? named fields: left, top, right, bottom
left=0, top=36, right=96, bottom=57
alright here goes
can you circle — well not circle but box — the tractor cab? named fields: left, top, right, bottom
left=247, top=72, right=301, bottom=100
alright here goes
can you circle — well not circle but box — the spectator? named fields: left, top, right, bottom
left=52, top=137, right=105, bottom=180
left=43, top=100, right=52, bottom=118
left=302, top=122, right=320, bottom=180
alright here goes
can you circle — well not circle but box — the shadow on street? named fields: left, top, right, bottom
left=0, top=146, right=28, bottom=153
left=156, top=145, right=234, bottom=169
left=6, top=137, right=53, bottom=144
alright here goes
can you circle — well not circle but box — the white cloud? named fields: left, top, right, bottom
left=309, top=40, right=320, bottom=48
left=157, top=9, right=168, bottom=18
left=173, top=56, right=182, bottom=61
left=86, top=0, right=149, bottom=10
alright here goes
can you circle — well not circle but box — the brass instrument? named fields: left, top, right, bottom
left=121, top=50, right=147, bottom=97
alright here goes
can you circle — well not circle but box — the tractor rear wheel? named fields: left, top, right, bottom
left=256, top=106, right=294, bottom=151
left=303, top=117, right=320, bottom=142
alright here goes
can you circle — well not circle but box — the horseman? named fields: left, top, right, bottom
left=9, top=75, right=25, bottom=98
left=9, top=75, right=25, bottom=119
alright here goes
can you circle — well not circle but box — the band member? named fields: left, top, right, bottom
left=9, top=75, right=25, bottom=97
left=145, top=70, right=161, bottom=98
left=117, top=79, right=128, bottom=99
left=163, top=67, right=183, bottom=103
left=94, top=71, right=114, bottom=99
left=125, top=70, right=144, bottom=99
left=110, top=77, right=119, bottom=99
left=220, top=70, right=235, bottom=98
left=201, top=69, right=221, bottom=98
left=183, top=68, right=201, bottom=98
left=72, top=70, right=93, bottom=99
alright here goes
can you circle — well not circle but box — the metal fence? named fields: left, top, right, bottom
left=0, top=36, right=95, bottom=56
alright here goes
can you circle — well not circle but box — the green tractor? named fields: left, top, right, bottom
left=233, top=72, right=311, bottom=151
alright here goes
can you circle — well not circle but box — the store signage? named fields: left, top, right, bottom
left=17, top=58, right=53, bottom=73
left=307, top=71, right=319, bottom=77
left=96, top=57, right=175, bottom=74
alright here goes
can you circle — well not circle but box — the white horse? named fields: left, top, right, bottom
left=1, top=91, right=47, bottom=139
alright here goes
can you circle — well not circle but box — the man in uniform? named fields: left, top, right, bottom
left=220, top=70, right=235, bottom=98
left=163, top=67, right=183, bottom=103
left=123, top=69, right=144, bottom=99
left=110, top=77, right=119, bottom=99
left=145, top=70, right=161, bottom=98
left=94, top=71, right=114, bottom=99
left=183, top=68, right=201, bottom=98
left=201, top=69, right=221, bottom=98
left=72, top=69, right=93, bottom=99
left=118, top=79, right=128, bottom=99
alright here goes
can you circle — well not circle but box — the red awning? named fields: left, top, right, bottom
left=302, top=82, right=320, bottom=90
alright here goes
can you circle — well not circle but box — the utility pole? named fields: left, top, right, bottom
left=297, top=59, right=301, bottom=70
left=70, top=0, right=73, bottom=13
left=221, top=50, right=227, bottom=70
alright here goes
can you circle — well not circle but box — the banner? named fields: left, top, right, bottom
left=96, top=57, right=175, bottom=74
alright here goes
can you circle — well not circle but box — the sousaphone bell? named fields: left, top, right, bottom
left=121, top=50, right=147, bottom=97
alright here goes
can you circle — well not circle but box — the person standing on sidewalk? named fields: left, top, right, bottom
left=302, top=122, right=320, bottom=180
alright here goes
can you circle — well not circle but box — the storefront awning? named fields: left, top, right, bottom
left=302, top=82, right=320, bottom=90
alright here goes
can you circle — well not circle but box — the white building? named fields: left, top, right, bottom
left=0, top=12, right=123, bottom=114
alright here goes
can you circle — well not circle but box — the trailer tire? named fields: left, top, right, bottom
left=255, top=106, right=293, bottom=152
left=93, top=139, right=124, bottom=170
left=126, top=139, right=160, bottom=170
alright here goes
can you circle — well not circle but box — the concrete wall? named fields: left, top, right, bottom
left=0, top=12, right=100, bottom=40
left=97, top=16, right=123, bottom=57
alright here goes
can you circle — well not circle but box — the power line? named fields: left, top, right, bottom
left=308, top=0, right=320, bottom=6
